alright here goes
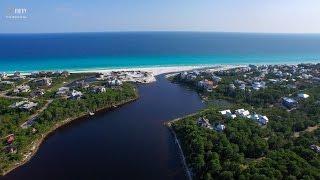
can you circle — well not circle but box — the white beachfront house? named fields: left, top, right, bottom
left=239, top=84, right=246, bottom=90
left=20, top=102, right=38, bottom=111
left=9, top=101, right=38, bottom=111
left=108, top=79, right=123, bottom=86
left=70, top=90, right=83, bottom=99
left=297, top=93, right=310, bottom=99
left=56, top=87, right=70, bottom=96
left=235, top=109, right=250, bottom=118
left=250, top=114, right=269, bottom=125
left=282, top=97, right=298, bottom=109
left=252, top=81, right=266, bottom=91
left=219, top=109, right=237, bottom=119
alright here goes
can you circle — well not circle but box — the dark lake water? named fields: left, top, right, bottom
left=2, top=75, right=204, bottom=180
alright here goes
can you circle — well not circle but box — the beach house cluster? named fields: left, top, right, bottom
left=13, top=84, right=30, bottom=94
left=0, top=71, right=71, bottom=98
left=52, top=71, right=155, bottom=100
left=223, top=64, right=320, bottom=92
left=178, top=70, right=222, bottom=92
left=9, top=101, right=38, bottom=111
left=55, top=76, right=123, bottom=100
left=219, top=109, right=269, bottom=125
left=96, top=70, right=155, bottom=84
left=227, top=78, right=267, bottom=92
left=176, top=64, right=315, bottom=93
left=30, top=70, right=70, bottom=78
left=179, top=71, right=198, bottom=81
left=232, top=64, right=317, bottom=111
left=56, top=87, right=83, bottom=99
left=191, top=64, right=319, bottom=115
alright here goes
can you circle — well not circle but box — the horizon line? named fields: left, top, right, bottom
left=1, top=30, right=320, bottom=35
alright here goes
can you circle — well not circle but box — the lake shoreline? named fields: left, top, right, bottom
left=1, top=96, right=139, bottom=177
left=164, top=112, right=201, bottom=180
left=0, top=64, right=245, bottom=177
left=164, top=110, right=212, bottom=180
left=166, top=123, right=193, bottom=180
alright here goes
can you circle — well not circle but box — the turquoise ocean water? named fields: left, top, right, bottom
left=0, top=32, right=320, bottom=73
left=1, top=55, right=319, bottom=74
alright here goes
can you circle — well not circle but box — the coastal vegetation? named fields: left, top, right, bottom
left=171, top=107, right=320, bottom=179
left=169, top=64, right=320, bottom=179
left=34, top=83, right=137, bottom=133
left=0, top=72, right=138, bottom=175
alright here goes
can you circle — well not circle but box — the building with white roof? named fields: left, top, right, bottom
left=250, top=114, right=269, bottom=125
left=9, top=101, right=38, bottom=111
left=215, top=124, right=226, bottom=132
left=56, top=87, right=70, bottom=96
left=220, top=110, right=236, bottom=119
left=297, top=93, right=310, bottom=99
left=70, top=90, right=83, bottom=99
left=239, top=84, right=246, bottom=90
left=235, top=109, right=250, bottom=118
left=13, top=85, right=30, bottom=93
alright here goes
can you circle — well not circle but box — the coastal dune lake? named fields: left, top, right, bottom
left=2, top=75, right=204, bottom=180
left=2, top=32, right=320, bottom=179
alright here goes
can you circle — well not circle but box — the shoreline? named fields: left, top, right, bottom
left=164, top=113, right=200, bottom=180
left=167, top=124, right=193, bottom=180
left=1, top=66, right=208, bottom=177
left=69, top=65, right=212, bottom=76
left=5, top=61, right=319, bottom=76
left=1, top=96, right=138, bottom=176
left=3, top=62, right=317, bottom=177
left=11, top=64, right=245, bottom=77
left=2, top=65, right=209, bottom=176
left=8, top=65, right=212, bottom=76
left=164, top=110, right=211, bottom=180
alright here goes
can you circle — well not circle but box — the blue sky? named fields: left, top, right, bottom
left=1, top=0, right=320, bottom=33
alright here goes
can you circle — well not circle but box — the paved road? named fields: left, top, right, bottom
left=21, top=100, right=53, bottom=129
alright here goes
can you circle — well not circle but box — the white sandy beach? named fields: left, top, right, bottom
left=13, top=65, right=245, bottom=77
left=69, top=65, right=207, bottom=75
left=70, top=64, right=245, bottom=76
